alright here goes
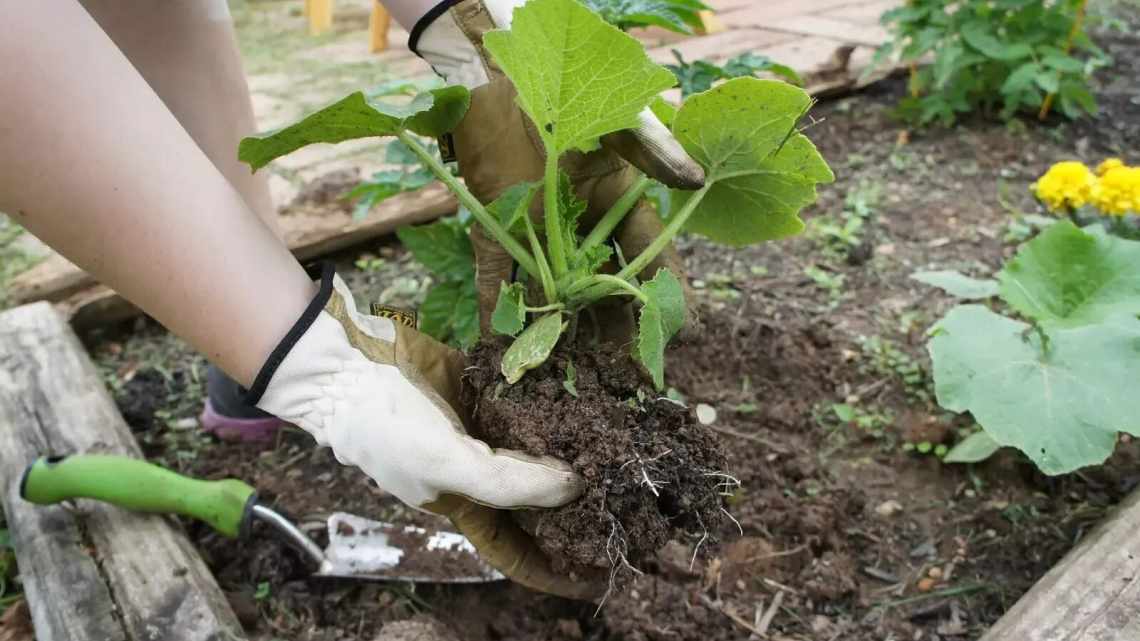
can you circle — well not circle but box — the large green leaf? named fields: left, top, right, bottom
left=395, top=218, right=473, bottom=280
left=483, top=0, right=675, bottom=155
left=502, top=312, right=565, bottom=384
left=672, top=78, right=834, bottom=246
left=911, top=270, right=999, bottom=300
left=238, top=87, right=470, bottom=170
left=636, top=269, right=686, bottom=389
left=420, top=279, right=479, bottom=350
left=999, top=222, right=1140, bottom=327
left=929, top=304, right=1140, bottom=475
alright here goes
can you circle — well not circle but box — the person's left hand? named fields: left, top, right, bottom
left=250, top=266, right=602, bottom=600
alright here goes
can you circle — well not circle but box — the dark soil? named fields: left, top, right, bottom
left=463, top=342, right=728, bottom=577
left=74, top=9, right=1140, bottom=640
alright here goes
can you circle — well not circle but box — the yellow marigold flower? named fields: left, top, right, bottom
left=1097, top=158, right=1125, bottom=176
left=1092, top=166, right=1140, bottom=216
left=1033, top=161, right=1096, bottom=213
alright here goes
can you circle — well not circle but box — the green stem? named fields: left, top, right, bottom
left=580, top=175, right=652, bottom=252
left=526, top=303, right=565, bottom=313
left=544, top=153, right=569, bottom=276
left=581, top=274, right=648, bottom=304
left=616, top=183, right=712, bottom=282
left=397, top=131, right=540, bottom=278
left=523, top=213, right=558, bottom=304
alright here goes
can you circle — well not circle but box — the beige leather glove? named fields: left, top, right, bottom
left=411, top=0, right=703, bottom=337
left=249, top=265, right=600, bottom=599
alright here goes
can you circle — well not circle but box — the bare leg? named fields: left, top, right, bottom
left=79, top=0, right=281, bottom=236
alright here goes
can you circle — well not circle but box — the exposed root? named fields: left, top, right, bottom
left=597, top=514, right=644, bottom=614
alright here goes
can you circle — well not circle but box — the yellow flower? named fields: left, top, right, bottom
left=1033, top=161, right=1096, bottom=213
left=1097, top=158, right=1125, bottom=176
left=1092, top=165, right=1140, bottom=216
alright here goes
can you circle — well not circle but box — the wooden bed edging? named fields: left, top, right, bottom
left=0, top=302, right=245, bottom=641
left=980, top=487, right=1140, bottom=640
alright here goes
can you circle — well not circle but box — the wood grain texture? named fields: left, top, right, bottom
left=0, top=303, right=244, bottom=641
left=8, top=184, right=456, bottom=330
left=980, top=488, right=1140, bottom=641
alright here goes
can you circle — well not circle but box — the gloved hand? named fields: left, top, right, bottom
left=249, top=264, right=600, bottom=599
left=411, top=0, right=703, bottom=337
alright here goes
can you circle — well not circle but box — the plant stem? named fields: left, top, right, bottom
left=590, top=275, right=648, bottom=303
left=524, top=212, right=558, bottom=304
left=580, top=175, right=652, bottom=252
left=569, top=182, right=711, bottom=305
left=616, top=182, right=712, bottom=281
left=396, top=131, right=540, bottom=278
left=526, top=303, right=565, bottom=313
left=544, top=152, right=569, bottom=276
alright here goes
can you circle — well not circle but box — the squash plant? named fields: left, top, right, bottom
left=920, top=221, right=1140, bottom=474
left=239, top=0, right=832, bottom=389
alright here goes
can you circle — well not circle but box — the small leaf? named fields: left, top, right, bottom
left=239, top=87, right=470, bottom=171
left=999, top=222, right=1140, bottom=327
left=582, top=0, right=711, bottom=33
left=488, top=183, right=540, bottom=236
left=642, top=268, right=686, bottom=337
left=911, top=270, right=999, bottom=300
left=673, top=78, right=834, bottom=246
left=502, top=313, right=565, bottom=384
left=637, top=301, right=667, bottom=390
left=832, top=403, right=855, bottom=422
left=929, top=305, right=1140, bottom=475
left=483, top=0, right=676, bottom=154
left=943, top=431, right=1002, bottom=464
left=491, top=282, right=527, bottom=337
left=563, top=360, right=579, bottom=398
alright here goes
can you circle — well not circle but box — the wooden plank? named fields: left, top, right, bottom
left=827, top=0, right=902, bottom=25
left=0, top=303, right=245, bottom=641
left=718, top=0, right=871, bottom=25
left=764, top=14, right=889, bottom=47
left=980, top=488, right=1140, bottom=641
left=8, top=183, right=457, bottom=328
left=648, top=28, right=801, bottom=65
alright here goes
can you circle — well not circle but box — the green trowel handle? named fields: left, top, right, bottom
left=20, top=455, right=256, bottom=538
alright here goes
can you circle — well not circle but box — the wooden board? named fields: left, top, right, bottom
left=0, top=303, right=246, bottom=641
left=8, top=183, right=456, bottom=329
left=979, top=487, right=1140, bottom=641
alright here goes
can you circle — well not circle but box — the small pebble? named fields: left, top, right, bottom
left=928, top=567, right=943, bottom=580
left=695, top=404, right=717, bottom=425
left=875, top=500, right=904, bottom=517
left=917, top=577, right=937, bottom=592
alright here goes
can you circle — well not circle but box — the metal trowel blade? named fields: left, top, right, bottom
left=317, top=512, right=505, bottom=583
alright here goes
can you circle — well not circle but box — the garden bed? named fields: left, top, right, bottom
left=80, top=11, right=1140, bottom=641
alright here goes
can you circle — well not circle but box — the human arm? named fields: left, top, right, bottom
left=0, top=1, right=312, bottom=386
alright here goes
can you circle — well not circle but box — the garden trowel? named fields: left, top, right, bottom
left=20, top=454, right=503, bottom=584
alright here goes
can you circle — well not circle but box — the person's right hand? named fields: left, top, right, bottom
left=412, top=0, right=704, bottom=338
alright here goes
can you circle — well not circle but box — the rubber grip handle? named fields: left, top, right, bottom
left=20, top=455, right=256, bottom=538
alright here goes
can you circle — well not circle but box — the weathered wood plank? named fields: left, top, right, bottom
left=8, top=183, right=456, bottom=329
left=980, top=488, right=1140, bottom=641
left=0, top=303, right=245, bottom=641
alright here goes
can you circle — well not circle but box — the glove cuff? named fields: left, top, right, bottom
left=245, top=262, right=336, bottom=405
left=410, top=0, right=526, bottom=90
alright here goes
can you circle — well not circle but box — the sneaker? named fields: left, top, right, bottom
left=199, top=365, right=284, bottom=443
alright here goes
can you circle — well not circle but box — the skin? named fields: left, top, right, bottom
left=0, top=2, right=314, bottom=386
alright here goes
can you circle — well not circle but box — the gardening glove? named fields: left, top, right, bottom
left=410, top=0, right=703, bottom=338
left=247, top=264, right=601, bottom=600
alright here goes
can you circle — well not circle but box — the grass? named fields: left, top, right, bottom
left=0, top=214, right=45, bottom=311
